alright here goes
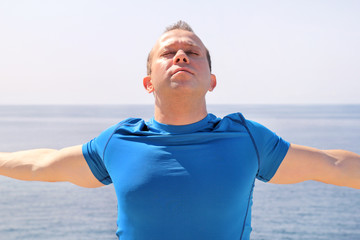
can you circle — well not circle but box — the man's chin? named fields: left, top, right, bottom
left=170, top=79, right=195, bottom=88
left=168, top=82, right=206, bottom=96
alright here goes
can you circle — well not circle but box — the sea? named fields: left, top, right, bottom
left=0, top=104, right=359, bottom=240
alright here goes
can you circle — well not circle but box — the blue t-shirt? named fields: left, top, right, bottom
left=82, top=113, right=290, bottom=240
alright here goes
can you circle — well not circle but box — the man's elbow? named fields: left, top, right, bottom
left=318, top=149, right=360, bottom=189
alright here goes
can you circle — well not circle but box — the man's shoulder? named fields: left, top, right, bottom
left=117, top=117, right=146, bottom=127
left=110, top=117, right=150, bottom=135
left=217, top=112, right=253, bottom=128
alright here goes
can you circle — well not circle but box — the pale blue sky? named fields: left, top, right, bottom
left=1, top=0, right=359, bottom=105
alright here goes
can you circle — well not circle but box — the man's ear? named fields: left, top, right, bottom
left=209, top=74, right=217, bottom=92
left=143, top=76, right=154, bottom=93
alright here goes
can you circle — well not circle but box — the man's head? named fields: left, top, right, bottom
left=146, top=21, right=212, bottom=76
left=143, top=21, right=216, bottom=105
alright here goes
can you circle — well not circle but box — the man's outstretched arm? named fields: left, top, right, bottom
left=0, top=145, right=104, bottom=188
left=270, top=144, right=360, bottom=189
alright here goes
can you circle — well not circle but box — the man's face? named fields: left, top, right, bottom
left=143, top=30, right=216, bottom=99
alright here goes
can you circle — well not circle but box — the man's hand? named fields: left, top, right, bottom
left=270, top=144, right=360, bottom=189
left=0, top=145, right=104, bottom=188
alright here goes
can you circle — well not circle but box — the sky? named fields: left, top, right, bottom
left=0, top=0, right=359, bottom=105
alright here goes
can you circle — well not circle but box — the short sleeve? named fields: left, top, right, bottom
left=82, top=125, right=118, bottom=185
left=246, top=120, right=290, bottom=182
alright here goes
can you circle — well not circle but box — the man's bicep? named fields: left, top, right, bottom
left=47, top=145, right=105, bottom=188
left=269, top=144, right=335, bottom=184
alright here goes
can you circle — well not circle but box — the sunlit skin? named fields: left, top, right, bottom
left=143, top=30, right=217, bottom=125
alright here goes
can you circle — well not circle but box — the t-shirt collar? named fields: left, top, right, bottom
left=147, top=114, right=215, bottom=134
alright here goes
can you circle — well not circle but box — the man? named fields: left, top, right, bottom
left=0, top=21, right=359, bottom=240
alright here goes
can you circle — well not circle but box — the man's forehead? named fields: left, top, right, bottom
left=154, top=30, right=205, bottom=51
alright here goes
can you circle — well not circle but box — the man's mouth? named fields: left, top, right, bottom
left=172, top=68, right=193, bottom=75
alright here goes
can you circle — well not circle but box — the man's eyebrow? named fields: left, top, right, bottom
left=163, top=41, right=200, bottom=49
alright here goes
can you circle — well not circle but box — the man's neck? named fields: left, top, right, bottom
left=153, top=96, right=208, bottom=125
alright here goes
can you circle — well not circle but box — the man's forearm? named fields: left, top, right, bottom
left=0, top=149, right=58, bottom=182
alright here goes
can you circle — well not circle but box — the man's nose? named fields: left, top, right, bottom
left=173, top=50, right=189, bottom=64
